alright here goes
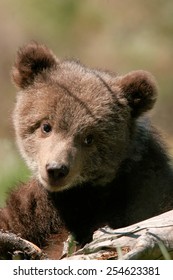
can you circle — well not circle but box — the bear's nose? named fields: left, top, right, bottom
left=46, top=162, right=69, bottom=184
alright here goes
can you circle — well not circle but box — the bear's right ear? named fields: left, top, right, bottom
left=12, top=42, right=58, bottom=89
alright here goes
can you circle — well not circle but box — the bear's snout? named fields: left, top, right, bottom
left=46, top=162, right=69, bottom=187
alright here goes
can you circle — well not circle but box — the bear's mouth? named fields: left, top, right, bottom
left=46, top=177, right=70, bottom=192
left=39, top=172, right=79, bottom=192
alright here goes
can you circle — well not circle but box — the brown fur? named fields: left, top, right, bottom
left=0, top=42, right=173, bottom=259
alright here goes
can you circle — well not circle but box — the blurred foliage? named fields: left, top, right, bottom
left=0, top=0, right=173, bottom=204
left=0, top=139, right=30, bottom=206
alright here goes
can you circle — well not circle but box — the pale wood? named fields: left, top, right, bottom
left=63, top=210, right=173, bottom=260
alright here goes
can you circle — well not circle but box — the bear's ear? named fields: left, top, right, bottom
left=117, top=70, right=158, bottom=118
left=12, top=42, right=58, bottom=89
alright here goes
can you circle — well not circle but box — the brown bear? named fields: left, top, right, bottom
left=0, top=42, right=173, bottom=259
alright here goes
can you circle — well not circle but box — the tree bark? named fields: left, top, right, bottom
left=0, top=231, right=47, bottom=260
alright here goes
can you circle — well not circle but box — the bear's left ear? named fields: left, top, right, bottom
left=117, top=70, right=158, bottom=118
left=12, top=42, right=58, bottom=89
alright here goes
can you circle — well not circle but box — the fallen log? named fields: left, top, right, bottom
left=0, top=210, right=173, bottom=260
left=63, top=210, right=173, bottom=260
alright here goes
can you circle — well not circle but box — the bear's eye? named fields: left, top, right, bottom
left=41, top=122, right=52, bottom=134
left=84, top=134, right=94, bottom=146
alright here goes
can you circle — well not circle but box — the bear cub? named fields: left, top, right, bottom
left=0, top=42, right=173, bottom=259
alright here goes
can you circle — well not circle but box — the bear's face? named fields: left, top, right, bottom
left=12, top=43, right=157, bottom=192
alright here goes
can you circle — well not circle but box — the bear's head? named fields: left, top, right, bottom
left=12, top=42, right=157, bottom=192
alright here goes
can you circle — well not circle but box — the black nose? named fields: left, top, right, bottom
left=46, top=163, right=69, bottom=184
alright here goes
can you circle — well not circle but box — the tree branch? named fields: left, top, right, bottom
left=0, top=231, right=47, bottom=260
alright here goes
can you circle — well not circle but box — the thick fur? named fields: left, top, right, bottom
left=1, top=42, right=173, bottom=259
